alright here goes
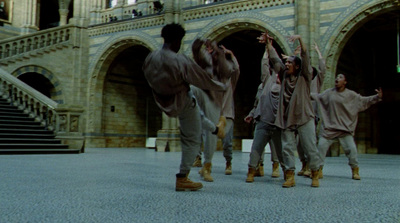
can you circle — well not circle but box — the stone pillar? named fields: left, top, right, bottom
left=156, top=113, right=181, bottom=152
left=22, top=0, right=39, bottom=34
left=69, top=0, right=90, bottom=27
left=295, top=0, right=310, bottom=51
left=112, top=0, right=126, bottom=20
left=164, top=0, right=182, bottom=24
left=59, top=9, right=69, bottom=26
left=89, top=0, right=102, bottom=25
left=136, top=0, right=150, bottom=16
left=309, top=0, right=321, bottom=65
left=55, top=105, right=85, bottom=151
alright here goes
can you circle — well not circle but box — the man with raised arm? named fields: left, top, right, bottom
left=142, top=23, right=226, bottom=191
left=273, top=35, right=322, bottom=188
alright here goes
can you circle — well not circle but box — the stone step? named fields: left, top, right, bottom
left=0, top=149, right=81, bottom=155
left=0, top=133, right=56, bottom=139
left=0, top=143, right=69, bottom=149
left=0, top=129, right=54, bottom=134
left=0, top=124, right=46, bottom=130
left=0, top=138, right=62, bottom=144
left=0, top=120, right=41, bottom=126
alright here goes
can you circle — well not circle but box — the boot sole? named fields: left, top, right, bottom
left=176, top=185, right=203, bottom=191
left=282, top=184, right=295, bottom=188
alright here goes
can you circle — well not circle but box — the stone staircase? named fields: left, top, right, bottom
left=0, top=98, right=80, bottom=154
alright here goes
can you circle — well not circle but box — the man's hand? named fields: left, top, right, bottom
left=376, top=87, right=383, bottom=99
left=287, top=35, right=301, bottom=43
left=257, top=30, right=274, bottom=44
left=313, top=40, right=323, bottom=58
left=244, top=115, right=253, bottom=124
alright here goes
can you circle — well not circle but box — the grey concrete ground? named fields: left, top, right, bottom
left=0, top=148, right=399, bottom=223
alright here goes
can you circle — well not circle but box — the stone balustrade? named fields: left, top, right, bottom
left=0, top=68, right=58, bottom=131
left=0, top=25, right=72, bottom=60
left=0, top=68, right=84, bottom=150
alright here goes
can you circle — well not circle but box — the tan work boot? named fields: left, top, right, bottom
left=303, top=166, right=311, bottom=178
left=199, top=162, right=213, bottom=182
left=271, top=162, right=280, bottom=178
left=246, top=167, right=256, bottom=183
left=352, top=167, right=361, bottom=180
left=297, top=161, right=308, bottom=176
left=319, top=166, right=324, bottom=179
left=225, top=161, right=232, bottom=175
left=176, top=173, right=203, bottom=191
left=216, top=116, right=226, bottom=139
left=192, top=155, right=202, bottom=167
left=254, top=163, right=264, bottom=177
left=311, top=169, right=320, bottom=187
left=282, top=170, right=295, bottom=188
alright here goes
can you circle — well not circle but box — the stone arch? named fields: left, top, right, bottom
left=184, top=11, right=293, bottom=55
left=322, top=0, right=400, bottom=88
left=11, top=65, right=64, bottom=104
left=87, top=33, right=158, bottom=133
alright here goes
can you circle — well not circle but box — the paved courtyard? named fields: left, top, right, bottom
left=0, top=148, right=399, bottom=223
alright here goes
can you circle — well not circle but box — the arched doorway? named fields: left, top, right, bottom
left=337, top=10, right=400, bottom=154
left=17, top=72, right=55, bottom=98
left=101, top=45, right=161, bottom=147
left=39, top=0, right=60, bottom=30
left=216, top=29, right=284, bottom=146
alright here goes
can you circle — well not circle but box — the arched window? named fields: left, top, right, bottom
left=107, top=0, right=117, bottom=8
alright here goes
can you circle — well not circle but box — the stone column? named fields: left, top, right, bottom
left=112, top=0, right=126, bottom=20
left=59, top=9, right=69, bottom=26
left=89, top=0, right=102, bottom=25
left=22, top=0, right=39, bottom=34
left=309, top=0, right=321, bottom=65
left=295, top=0, right=310, bottom=51
left=164, top=0, right=183, bottom=24
left=69, top=0, right=90, bottom=27
left=136, top=0, right=150, bottom=16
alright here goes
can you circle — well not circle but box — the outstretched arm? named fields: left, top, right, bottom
left=357, top=88, right=383, bottom=112
left=260, top=31, right=284, bottom=75
left=258, top=31, right=272, bottom=83
left=220, top=45, right=240, bottom=92
left=288, top=35, right=312, bottom=80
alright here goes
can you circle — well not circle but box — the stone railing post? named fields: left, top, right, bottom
left=55, top=105, right=85, bottom=150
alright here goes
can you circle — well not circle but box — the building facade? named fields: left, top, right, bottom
left=0, top=0, right=399, bottom=154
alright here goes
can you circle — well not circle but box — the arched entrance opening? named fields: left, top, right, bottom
left=18, top=72, right=55, bottom=98
left=39, top=0, right=60, bottom=30
left=216, top=29, right=284, bottom=147
left=101, top=45, right=161, bottom=147
left=337, top=10, right=400, bottom=154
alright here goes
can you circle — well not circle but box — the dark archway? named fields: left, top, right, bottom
left=218, top=29, right=284, bottom=140
left=18, top=73, right=55, bottom=98
left=102, top=45, right=161, bottom=147
left=39, top=0, right=60, bottom=30
left=337, top=10, right=400, bottom=154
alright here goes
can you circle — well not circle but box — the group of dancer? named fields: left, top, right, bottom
left=142, top=23, right=383, bottom=191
